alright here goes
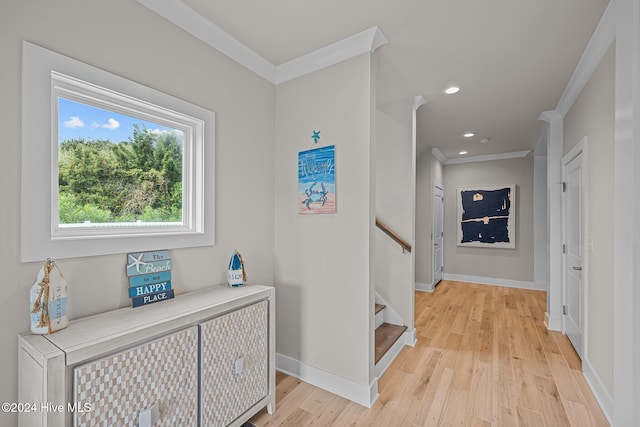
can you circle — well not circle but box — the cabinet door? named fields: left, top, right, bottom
left=200, top=300, right=269, bottom=427
left=72, top=326, right=198, bottom=427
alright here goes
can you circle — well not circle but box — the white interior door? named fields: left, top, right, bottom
left=433, top=186, right=444, bottom=286
left=563, top=149, right=584, bottom=358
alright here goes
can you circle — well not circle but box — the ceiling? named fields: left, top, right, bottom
left=178, top=0, right=609, bottom=159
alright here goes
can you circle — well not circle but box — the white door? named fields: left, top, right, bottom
left=433, top=186, right=444, bottom=286
left=563, top=148, right=584, bottom=358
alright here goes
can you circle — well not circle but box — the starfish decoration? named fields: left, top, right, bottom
left=312, top=130, right=321, bottom=144
left=127, top=253, right=151, bottom=274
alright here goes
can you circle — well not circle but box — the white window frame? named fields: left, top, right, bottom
left=21, top=42, right=215, bottom=261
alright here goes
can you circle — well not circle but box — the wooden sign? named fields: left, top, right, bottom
left=30, top=259, right=69, bottom=334
left=129, top=281, right=172, bottom=298
left=131, top=289, right=175, bottom=308
left=126, top=250, right=174, bottom=308
left=129, top=271, right=172, bottom=287
left=227, top=250, right=246, bottom=287
left=126, top=251, right=172, bottom=277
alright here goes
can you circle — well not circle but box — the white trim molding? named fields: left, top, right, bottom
left=431, top=147, right=447, bottom=164
left=136, top=0, right=275, bottom=82
left=539, top=110, right=564, bottom=333
left=137, top=0, right=388, bottom=85
left=583, top=357, right=614, bottom=425
left=444, top=150, right=530, bottom=165
left=431, top=149, right=531, bottom=165
left=545, top=312, right=562, bottom=331
left=555, top=1, right=616, bottom=116
left=413, top=95, right=426, bottom=111
left=275, top=27, right=388, bottom=84
left=415, top=281, right=435, bottom=292
left=613, top=0, right=640, bottom=424
left=561, top=137, right=589, bottom=357
left=276, top=353, right=379, bottom=408
left=21, top=41, right=215, bottom=261
left=442, top=273, right=537, bottom=290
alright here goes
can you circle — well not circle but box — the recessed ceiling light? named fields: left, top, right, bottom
left=480, top=137, right=490, bottom=143
left=463, top=132, right=475, bottom=138
left=459, top=151, right=468, bottom=155
left=444, top=86, right=460, bottom=95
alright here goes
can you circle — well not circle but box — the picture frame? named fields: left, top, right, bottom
left=298, top=145, right=336, bottom=214
left=457, top=184, right=516, bottom=249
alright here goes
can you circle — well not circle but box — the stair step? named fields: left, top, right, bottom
left=375, top=304, right=385, bottom=315
left=375, top=323, right=407, bottom=364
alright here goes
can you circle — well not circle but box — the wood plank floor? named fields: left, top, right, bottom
left=250, top=280, right=609, bottom=426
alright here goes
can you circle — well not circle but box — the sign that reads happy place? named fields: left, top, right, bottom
left=126, top=250, right=174, bottom=307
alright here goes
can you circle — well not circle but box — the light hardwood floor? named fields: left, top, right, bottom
left=250, top=280, right=609, bottom=426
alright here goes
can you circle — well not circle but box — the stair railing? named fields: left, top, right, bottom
left=375, top=218, right=412, bottom=253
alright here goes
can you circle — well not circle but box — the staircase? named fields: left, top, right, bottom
left=374, top=303, right=407, bottom=374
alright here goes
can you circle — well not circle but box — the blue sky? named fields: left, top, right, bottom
left=58, top=97, right=181, bottom=144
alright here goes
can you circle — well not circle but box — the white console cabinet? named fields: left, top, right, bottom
left=18, top=285, right=275, bottom=427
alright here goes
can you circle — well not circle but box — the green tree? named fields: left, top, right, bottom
left=58, top=125, right=183, bottom=225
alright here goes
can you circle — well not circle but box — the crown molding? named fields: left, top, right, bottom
left=275, top=26, right=388, bottom=84
left=137, top=0, right=388, bottom=85
left=445, top=150, right=531, bottom=165
left=432, top=149, right=531, bottom=165
left=431, top=147, right=447, bottom=164
left=413, top=95, right=426, bottom=111
left=136, top=0, right=276, bottom=82
left=554, top=0, right=615, bottom=117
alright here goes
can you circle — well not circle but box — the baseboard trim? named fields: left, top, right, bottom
left=415, top=282, right=434, bottom=292
left=405, top=327, right=417, bottom=347
left=533, top=281, right=549, bottom=291
left=374, top=329, right=409, bottom=378
left=443, top=273, right=536, bottom=290
left=276, top=353, right=378, bottom=408
left=583, top=357, right=614, bottom=425
left=544, top=312, right=562, bottom=332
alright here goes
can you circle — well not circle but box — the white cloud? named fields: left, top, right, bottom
left=63, top=116, right=85, bottom=128
left=101, top=118, right=120, bottom=130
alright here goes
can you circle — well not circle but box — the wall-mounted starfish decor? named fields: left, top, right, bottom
left=312, top=130, right=321, bottom=144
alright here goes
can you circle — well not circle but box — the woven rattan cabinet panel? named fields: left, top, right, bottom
left=73, top=326, right=199, bottom=427
left=200, top=301, right=269, bottom=427
left=18, top=285, right=275, bottom=427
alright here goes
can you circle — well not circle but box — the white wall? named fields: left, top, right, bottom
left=415, top=150, right=443, bottom=287
left=375, top=103, right=413, bottom=329
left=442, top=157, right=534, bottom=284
left=274, top=54, right=375, bottom=389
left=0, top=2, right=275, bottom=424
left=533, top=154, right=549, bottom=291
left=563, top=44, right=615, bottom=396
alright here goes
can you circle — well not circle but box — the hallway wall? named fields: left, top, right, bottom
left=274, top=53, right=375, bottom=391
left=375, top=103, right=413, bottom=329
left=442, top=157, right=534, bottom=285
left=415, top=150, right=443, bottom=287
left=563, top=43, right=615, bottom=396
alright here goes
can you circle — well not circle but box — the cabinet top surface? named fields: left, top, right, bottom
left=39, top=284, right=273, bottom=359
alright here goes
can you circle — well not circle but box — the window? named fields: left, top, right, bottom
left=56, top=96, right=185, bottom=228
left=22, top=42, right=215, bottom=261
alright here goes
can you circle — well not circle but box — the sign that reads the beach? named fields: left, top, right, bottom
left=126, top=250, right=174, bottom=307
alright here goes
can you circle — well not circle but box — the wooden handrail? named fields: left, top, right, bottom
left=375, top=218, right=412, bottom=253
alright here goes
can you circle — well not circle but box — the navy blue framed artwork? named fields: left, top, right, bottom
left=457, top=184, right=516, bottom=248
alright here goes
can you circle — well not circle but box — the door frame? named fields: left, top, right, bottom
left=561, top=137, right=589, bottom=357
left=432, top=184, right=444, bottom=288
